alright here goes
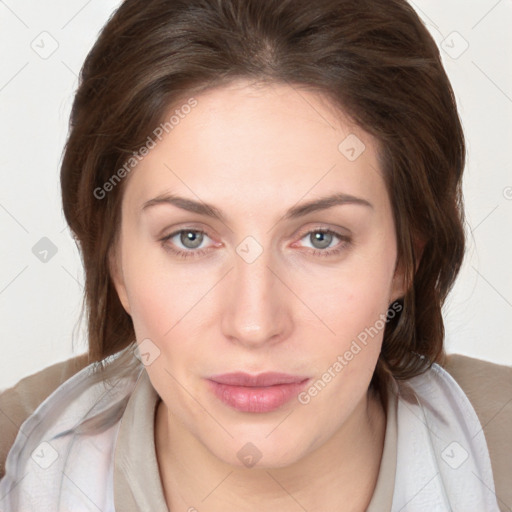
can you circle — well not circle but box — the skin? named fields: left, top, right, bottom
left=110, top=79, right=406, bottom=511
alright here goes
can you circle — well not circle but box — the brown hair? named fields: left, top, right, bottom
left=61, top=0, right=465, bottom=387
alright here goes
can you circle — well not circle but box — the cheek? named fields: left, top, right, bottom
left=311, top=284, right=389, bottom=380
left=120, top=234, right=206, bottom=338
left=295, top=251, right=397, bottom=389
left=121, top=253, right=176, bottom=340
left=296, top=266, right=393, bottom=415
left=302, top=252, right=396, bottom=338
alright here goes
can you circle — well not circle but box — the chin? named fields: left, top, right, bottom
left=203, top=428, right=312, bottom=470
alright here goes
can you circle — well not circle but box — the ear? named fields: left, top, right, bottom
left=389, top=236, right=426, bottom=303
left=389, top=259, right=407, bottom=304
left=108, top=243, right=131, bottom=315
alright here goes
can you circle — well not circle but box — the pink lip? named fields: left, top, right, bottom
left=207, top=372, right=310, bottom=413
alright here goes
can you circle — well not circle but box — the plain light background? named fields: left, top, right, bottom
left=0, top=0, right=511, bottom=390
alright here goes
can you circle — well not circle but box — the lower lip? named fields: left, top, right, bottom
left=206, top=379, right=310, bottom=413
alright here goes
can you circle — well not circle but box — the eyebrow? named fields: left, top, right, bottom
left=141, top=192, right=373, bottom=222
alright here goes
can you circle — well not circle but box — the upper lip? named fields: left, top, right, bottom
left=208, top=372, right=310, bottom=387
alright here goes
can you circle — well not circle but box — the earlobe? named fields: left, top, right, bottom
left=108, top=246, right=131, bottom=315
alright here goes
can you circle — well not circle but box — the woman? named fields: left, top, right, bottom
left=0, top=0, right=510, bottom=510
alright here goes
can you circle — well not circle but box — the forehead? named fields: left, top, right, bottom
left=122, top=80, right=387, bottom=216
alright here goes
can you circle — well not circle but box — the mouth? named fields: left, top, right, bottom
left=206, top=372, right=311, bottom=413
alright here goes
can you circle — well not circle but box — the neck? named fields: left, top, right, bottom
left=155, top=388, right=386, bottom=512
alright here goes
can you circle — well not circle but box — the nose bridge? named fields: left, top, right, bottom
left=221, top=239, right=290, bottom=347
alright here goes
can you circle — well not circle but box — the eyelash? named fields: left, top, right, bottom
left=159, top=227, right=351, bottom=260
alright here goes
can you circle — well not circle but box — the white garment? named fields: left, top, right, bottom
left=390, top=366, right=500, bottom=510
left=0, top=348, right=141, bottom=512
left=0, top=347, right=501, bottom=511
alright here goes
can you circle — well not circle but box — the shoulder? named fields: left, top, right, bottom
left=442, top=353, right=512, bottom=512
left=0, top=354, right=89, bottom=480
left=442, top=353, right=512, bottom=425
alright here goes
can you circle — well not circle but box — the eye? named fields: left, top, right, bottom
left=160, top=227, right=351, bottom=260
left=159, top=229, right=215, bottom=259
left=295, top=228, right=351, bottom=257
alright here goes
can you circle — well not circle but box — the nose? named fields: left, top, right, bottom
left=220, top=247, right=292, bottom=349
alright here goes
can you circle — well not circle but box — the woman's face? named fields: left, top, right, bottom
left=111, top=79, right=404, bottom=468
